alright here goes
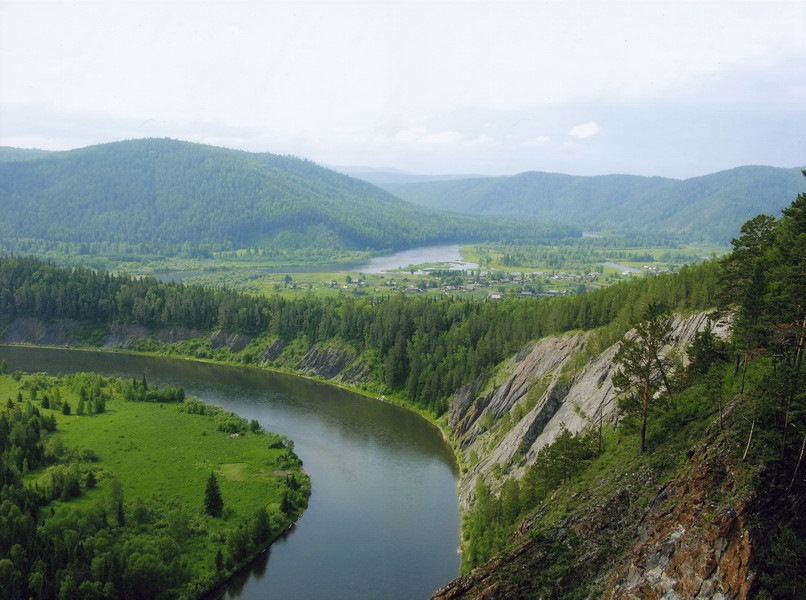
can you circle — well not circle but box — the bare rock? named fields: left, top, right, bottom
left=296, top=344, right=357, bottom=380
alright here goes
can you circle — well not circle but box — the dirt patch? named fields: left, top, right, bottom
left=219, top=463, right=248, bottom=481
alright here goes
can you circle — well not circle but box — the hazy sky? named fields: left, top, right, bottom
left=1, top=1, right=804, bottom=177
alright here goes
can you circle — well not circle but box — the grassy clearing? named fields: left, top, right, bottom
left=51, top=395, right=286, bottom=517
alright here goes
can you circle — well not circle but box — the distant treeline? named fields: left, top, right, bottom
left=381, top=165, right=806, bottom=244
left=0, top=255, right=719, bottom=414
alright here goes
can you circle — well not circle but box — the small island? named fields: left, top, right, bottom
left=0, top=367, right=310, bottom=599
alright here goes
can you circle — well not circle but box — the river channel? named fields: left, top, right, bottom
left=0, top=346, right=461, bottom=600
left=352, top=244, right=478, bottom=274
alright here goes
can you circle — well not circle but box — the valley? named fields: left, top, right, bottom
left=0, top=140, right=802, bottom=599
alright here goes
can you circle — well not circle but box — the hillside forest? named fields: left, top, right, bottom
left=0, top=146, right=802, bottom=598
left=0, top=139, right=575, bottom=263
left=455, top=182, right=805, bottom=598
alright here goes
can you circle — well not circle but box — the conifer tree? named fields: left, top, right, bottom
left=613, top=303, right=675, bottom=454
left=204, top=472, right=224, bottom=517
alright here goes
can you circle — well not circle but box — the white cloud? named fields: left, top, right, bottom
left=0, top=1, right=803, bottom=176
left=568, top=122, right=601, bottom=140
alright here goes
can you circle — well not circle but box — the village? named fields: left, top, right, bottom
left=324, top=268, right=605, bottom=299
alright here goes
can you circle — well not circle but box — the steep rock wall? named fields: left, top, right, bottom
left=451, top=312, right=727, bottom=507
left=433, top=420, right=755, bottom=600
left=603, top=442, right=755, bottom=600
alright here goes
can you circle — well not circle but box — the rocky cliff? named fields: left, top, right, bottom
left=449, top=312, right=727, bottom=506
left=432, top=311, right=764, bottom=599
left=433, top=412, right=756, bottom=599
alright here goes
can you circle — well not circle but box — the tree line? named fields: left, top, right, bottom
left=0, top=254, right=719, bottom=415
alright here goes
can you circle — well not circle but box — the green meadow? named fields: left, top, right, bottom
left=0, top=370, right=309, bottom=598
left=53, top=392, right=284, bottom=517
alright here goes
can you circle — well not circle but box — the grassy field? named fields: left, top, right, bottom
left=50, top=391, right=287, bottom=518
left=0, top=371, right=308, bottom=597
left=25, top=238, right=728, bottom=300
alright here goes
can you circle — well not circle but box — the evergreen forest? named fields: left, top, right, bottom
left=0, top=139, right=576, bottom=261
left=0, top=162, right=802, bottom=597
left=0, top=253, right=719, bottom=414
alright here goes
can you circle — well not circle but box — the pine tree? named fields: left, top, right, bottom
left=613, top=303, right=675, bottom=454
left=204, top=472, right=224, bottom=517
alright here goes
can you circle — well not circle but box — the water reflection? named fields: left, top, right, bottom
left=0, top=346, right=460, bottom=600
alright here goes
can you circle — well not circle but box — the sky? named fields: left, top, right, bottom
left=1, top=0, right=804, bottom=178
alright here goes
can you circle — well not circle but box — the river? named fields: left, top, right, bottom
left=352, top=244, right=478, bottom=274
left=0, top=346, right=461, bottom=600
left=602, top=261, right=643, bottom=274
left=157, top=244, right=477, bottom=283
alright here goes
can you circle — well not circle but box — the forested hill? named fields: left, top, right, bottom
left=0, top=139, right=573, bottom=258
left=0, top=147, right=49, bottom=163
left=377, top=166, right=805, bottom=243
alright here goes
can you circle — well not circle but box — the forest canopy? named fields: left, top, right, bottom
left=0, top=138, right=577, bottom=259
left=0, top=252, right=720, bottom=415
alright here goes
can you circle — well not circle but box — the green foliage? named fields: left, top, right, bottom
left=204, top=472, right=224, bottom=517
left=0, top=371, right=310, bottom=599
left=462, top=426, right=599, bottom=571
left=0, top=138, right=574, bottom=260
left=612, top=303, right=675, bottom=454
left=469, top=236, right=722, bottom=276
left=381, top=165, right=805, bottom=244
left=686, top=318, right=730, bottom=377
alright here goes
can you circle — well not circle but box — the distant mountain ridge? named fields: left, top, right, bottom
left=0, top=138, right=568, bottom=258
left=333, top=166, right=488, bottom=186
left=376, top=165, right=805, bottom=243
left=2, top=138, right=800, bottom=256
left=0, top=147, right=50, bottom=163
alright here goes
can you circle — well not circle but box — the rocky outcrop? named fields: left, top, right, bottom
left=296, top=344, right=358, bottom=380
left=604, top=438, right=755, bottom=600
left=209, top=330, right=252, bottom=352
left=1, top=316, right=85, bottom=346
left=259, top=338, right=287, bottom=363
left=434, top=311, right=751, bottom=599
left=283, top=342, right=372, bottom=385
left=452, top=312, right=728, bottom=504
left=434, top=414, right=756, bottom=600
left=102, top=323, right=150, bottom=348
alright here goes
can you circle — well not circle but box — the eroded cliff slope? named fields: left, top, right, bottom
left=449, top=312, right=726, bottom=506
left=432, top=311, right=769, bottom=599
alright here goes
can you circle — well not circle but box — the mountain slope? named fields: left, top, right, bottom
left=0, top=147, right=50, bottom=163
left=0, top=139, right=565, bottom=257
left=378, top=166, right=805, bottom=243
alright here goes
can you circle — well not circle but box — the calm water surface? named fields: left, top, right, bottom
left=353, top=244, right=478, bottom=274
left=0, top=346, right=461, bottom=600
left=158, top=244, right=478, bottom=283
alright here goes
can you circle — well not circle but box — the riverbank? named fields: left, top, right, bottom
left=0, top=326, right=466, bottom=473
left=1, top=341, right=462, bottom=599
left=0, top=368, right=309, bottom=599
